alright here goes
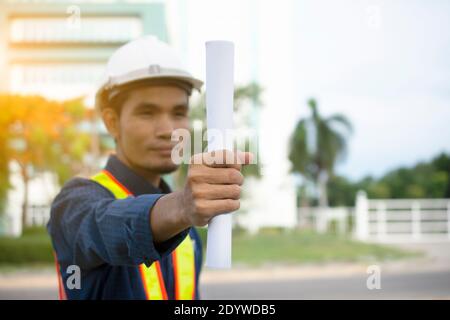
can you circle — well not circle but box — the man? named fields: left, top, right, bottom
left=47, top=36, right=252, bottom=300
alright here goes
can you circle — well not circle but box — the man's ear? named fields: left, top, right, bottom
left=101, top=108, right=120, bottom=140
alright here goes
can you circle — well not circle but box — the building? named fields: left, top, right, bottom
left=0, top=0, right=299, bottom=235
left=0, top=0, right=169, bottom=235
left=0, top=0, right=168, bottom=100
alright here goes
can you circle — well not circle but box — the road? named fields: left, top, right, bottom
left=1, top=243, right=449, bottom=300
left=200, top=270, right=450, bottom=300
left=1, top=269, right=449, bottom=300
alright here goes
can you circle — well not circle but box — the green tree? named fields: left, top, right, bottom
left=327, top=152, right=450, bottom=206
left=288, top=98, right=352, bottom=207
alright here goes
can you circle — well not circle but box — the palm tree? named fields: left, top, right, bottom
left=289, top=98, right=352, bottom=208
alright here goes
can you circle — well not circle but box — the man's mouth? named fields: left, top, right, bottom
left=149, top=147, right=174, bottom=157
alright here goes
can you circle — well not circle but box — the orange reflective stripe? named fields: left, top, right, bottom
left=102, top=170, right=132, bottom=196
left=91, top=170, right=131, bottom=199
left=138, top=264, right=150, bottom=300
left=53, top=251, right=67, bottom=300
left=90, top=169, right=196, bottom=300
left=155, top=262, right=169, bottom=300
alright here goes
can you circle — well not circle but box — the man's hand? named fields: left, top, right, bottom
left=150, top=150, right=253, bottom=243
left=180, top=150, right=253, bottom=226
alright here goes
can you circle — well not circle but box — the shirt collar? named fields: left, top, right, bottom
left=104, top=154, right=171, bottom=196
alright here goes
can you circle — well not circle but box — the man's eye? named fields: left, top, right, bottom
left=175, top=112, right=187, bottom=118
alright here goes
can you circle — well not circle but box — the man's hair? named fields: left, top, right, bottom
left=108, top=91, right=130, bottom=115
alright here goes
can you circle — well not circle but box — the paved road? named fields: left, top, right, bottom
left=199, top=243, right=450, bottom=300
left=200, top=270, right=450, bottom=300
left=1, top=269, right=449, bottom=300
left=1, top=243, right=449, bottom=300
left=0, top=288, right=58, bottom=300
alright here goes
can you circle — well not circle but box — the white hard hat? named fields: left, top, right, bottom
left=96, top=35, right=203, bottom=110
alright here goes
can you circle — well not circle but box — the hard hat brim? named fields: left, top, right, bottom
left=96, top=67, right=203, bottom=111
left=105, top=66, right=203, bottom=91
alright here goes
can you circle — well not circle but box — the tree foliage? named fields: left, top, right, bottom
left=0, top=94, right=91, bottom=223
left=327, top=152, right=450, bottom=206
left=289, top=98, right=352, bottom=206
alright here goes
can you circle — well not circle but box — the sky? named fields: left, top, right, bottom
left=293, top=0, right=450, bottom=180
left=6, top=0, right=449, bottom=181
left=169, top=0, right=450, bottom=181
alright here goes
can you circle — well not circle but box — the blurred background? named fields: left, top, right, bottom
left=0, top=0, right=449, bottom=299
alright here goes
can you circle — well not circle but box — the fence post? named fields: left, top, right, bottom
left=447, top=201, right=450, bottom=240
left=376, top=202, right=387, bottom=241
left=355, top=190, right=369, bottom=241
left=5, top=202, right=22, bottom=237
left=8, top=212, right=22, bottom=237
left=316, top=208, right=327, bottom=234
left=412, top=201, right=421, bottom=241
left=338, top=208, right=347, bottom=235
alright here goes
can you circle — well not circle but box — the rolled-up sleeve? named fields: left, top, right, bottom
left=47, top=178, right=190, bottom=270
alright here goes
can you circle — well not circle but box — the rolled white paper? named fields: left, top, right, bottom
left=205, top=40, right=234, bottom=268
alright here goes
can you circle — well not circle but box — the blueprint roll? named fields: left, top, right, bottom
left=205, top=40, right=234, bottom=268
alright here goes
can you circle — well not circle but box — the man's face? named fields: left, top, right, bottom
left=108, top=85, right=190, bottom=174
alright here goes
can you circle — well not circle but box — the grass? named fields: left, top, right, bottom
left=196, top=227, right=419, bottom=266
left=230, top=228, right=419, bottom=266
left=0, top=226, right=419, bottom=269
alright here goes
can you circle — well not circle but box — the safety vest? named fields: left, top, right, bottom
left=54, top=169, right=196, bottom=300
left=91, top=169, right=196, bottom=300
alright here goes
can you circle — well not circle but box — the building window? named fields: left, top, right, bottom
left=10, top=63, right=104, bottom=100
left=10, top=17, right=143, bottom=44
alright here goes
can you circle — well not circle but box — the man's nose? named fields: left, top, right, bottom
left=155, top=115, right=174, bottom=139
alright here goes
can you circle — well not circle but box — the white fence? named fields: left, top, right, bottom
left=0, top=204, right=50, bottom=237
left=354, top=191, right=450, bottom=243
left=298, top=206, right=353, bottom=235
left=27, top=204, right=51, bottom=227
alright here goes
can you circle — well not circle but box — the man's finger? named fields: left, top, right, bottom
left=196, top=199, right=241, bottom=216
left=188, top=166, right=244, bottom=185
left=193, top=183, right=241, bottom=200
